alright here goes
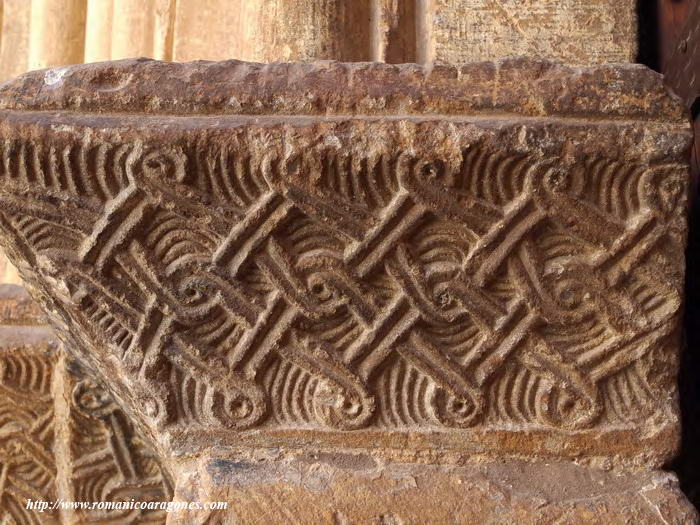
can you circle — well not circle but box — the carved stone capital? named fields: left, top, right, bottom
left=0, top=58, right=694, bottom=521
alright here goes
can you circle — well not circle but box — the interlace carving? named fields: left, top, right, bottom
left=0, top=129, right=685, bottom=436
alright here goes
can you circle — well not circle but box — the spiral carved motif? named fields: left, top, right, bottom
left=0, top=125, right=686, bottom=439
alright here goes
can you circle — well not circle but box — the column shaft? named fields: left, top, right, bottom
left=29, top=0, right=87, bottom=70
left=84, top=0, right=113, bottom=63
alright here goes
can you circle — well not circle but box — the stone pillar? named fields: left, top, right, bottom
left=172, top=0, right=373, bottom=62
left=84, top=0, right=113, bottom=63
left=28, top=0, right=87, bottom=70
left=0, top=57, right=694, bottom=523
left=153, top=0, right=175, bottom=61
left=373, top=0, right=419, bottom=63
left=110, top=0, right=156, bottom=59
left=110, top=0, right=174, bottom=61
left=0, top=0, right=31, bottom=81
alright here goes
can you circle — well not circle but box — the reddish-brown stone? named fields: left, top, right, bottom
left=0, top=59, right=694, bottom=522
left=0, top=283, right=45, bottom=325
left=171, top=455, right=697, bottom=524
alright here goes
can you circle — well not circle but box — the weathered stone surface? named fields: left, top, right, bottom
left=0, top=284, right=44, bottom=325
left=64, top=359, right=173, bottom=523
left=170, top=455, right=697, bottom=524
left=172, top=0, right=373, bottom=63
left=0, top=324, right=59, bottom=523
left=430, top=0, right=638, bottom=65
left=0, top=0, right=639, bottom=82
left=0, top=60, right=690, bottom=477
left=0, top=58, right=683, bottom=120
left=0, top=285, right=171, bottom=524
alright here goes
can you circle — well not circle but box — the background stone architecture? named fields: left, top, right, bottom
left=0, top=0, right=638, bottom=76
left=0, top=0, right=644, bottom=285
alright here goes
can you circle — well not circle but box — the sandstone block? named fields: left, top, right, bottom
left=430, top=0, right=638, bottom=65
left=0, top=59, right=690, bottom=472
left=171, top=454, right=698, bottom=524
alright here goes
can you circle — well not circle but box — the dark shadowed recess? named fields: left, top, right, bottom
left=646, top=0, right=700, bottom=509
left=637, top=0, right=660, bottom=69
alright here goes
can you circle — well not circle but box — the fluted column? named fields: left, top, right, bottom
left=28, top=0, right=87, bottom=70
left=0, top=0, right=31, bottom=81
left=372, top=0, right=420, bottom=63
left=84, top=0, right=113, bottom=63
left=110, top=0, right=174, bottom=61
left=153, top=0, right=175, bottom=61
left=111, top=0, right=155, bottom=59
left=173, top=0, right=373, bottom=62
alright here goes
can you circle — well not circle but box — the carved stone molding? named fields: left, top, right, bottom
left=0, top=286, right=171, bottom=525
left=0, top=58, right=692, bottom=483
left=66, top=364, right=173, bottom=523
left=0, top=325, right=59, bottom=523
